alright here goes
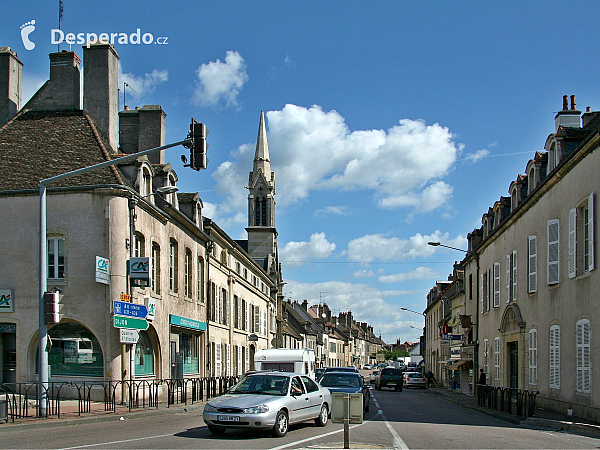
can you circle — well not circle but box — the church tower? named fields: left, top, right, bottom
left=246, top=111, right=278, bottom=271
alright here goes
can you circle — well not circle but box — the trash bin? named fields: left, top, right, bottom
left=0, top=400, right=7, bottom=422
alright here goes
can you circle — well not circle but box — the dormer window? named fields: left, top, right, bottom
left=167, top=175, right=177, bottom=206
left=142, top=168, right=152, bottom=198
left=528, top=167, right=536, bottom=194
left=511, top=188, right=518, bottom=212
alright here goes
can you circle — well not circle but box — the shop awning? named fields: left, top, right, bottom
left=447, top=359, right=471, bottom=369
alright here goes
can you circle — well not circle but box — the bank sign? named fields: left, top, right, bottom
left=95, top=256, right=110, bottom=285
left=0, top=289, right=13, bottom=312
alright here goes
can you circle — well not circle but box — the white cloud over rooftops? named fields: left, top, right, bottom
left=118, top=62, right=168, bottom=104
left=279, top=232, right=337, bottom=268
left=193, top=50, right=248, bottom=108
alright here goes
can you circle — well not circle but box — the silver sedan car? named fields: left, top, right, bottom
left=203, top=372, right=332, bottom=437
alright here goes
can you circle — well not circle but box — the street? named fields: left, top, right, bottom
left=1, top=386, right=599, bottom=449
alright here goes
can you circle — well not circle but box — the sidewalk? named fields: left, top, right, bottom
left=424, top=387, right=600, bottom=439
left=0, top=399, right=207, bottom=429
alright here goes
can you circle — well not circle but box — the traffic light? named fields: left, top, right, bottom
left=44, top=291, right=63, bottom=324
left=184, top=119, right=209, bottom=170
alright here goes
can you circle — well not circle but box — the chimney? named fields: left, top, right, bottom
left=555, top=94, right=581, bottom=131
left=83, top=43, right=119, bottom=151
left=24, top=51, right=80, bottom=111
left=118, top=104, right=166, bottom=163
left=301, top=300, right=308, bottom=311
left=582, top=106, right=600, bottom=128
left=0, top=47, right=23, bottom=127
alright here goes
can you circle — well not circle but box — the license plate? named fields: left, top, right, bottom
left=217, top=415, right=240, bottom=422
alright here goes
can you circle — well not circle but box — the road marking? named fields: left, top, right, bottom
left=372, top=394, right=409, bottom=450
left=56, top=433, right=175, bottom=450
left=269, top=411, right=382, bottom=450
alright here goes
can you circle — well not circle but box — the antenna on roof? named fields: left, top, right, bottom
left=57, top=0, right=64, bottom=52
left=123, top=82, right=138, bottom=110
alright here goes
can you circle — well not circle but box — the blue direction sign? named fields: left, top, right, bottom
left=113, top=300, right=148, bottom=319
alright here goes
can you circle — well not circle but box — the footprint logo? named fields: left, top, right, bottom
left=20, top=20, right=36, bottom=50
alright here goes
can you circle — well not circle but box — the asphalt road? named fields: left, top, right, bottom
left=1, top=385, right=600, bottom=449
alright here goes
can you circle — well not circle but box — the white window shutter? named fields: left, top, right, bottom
left=226, top=292, right=230, bottom=326
left=254, top=306, right=260, bottom=334
left=245, top=302, right=250, bottom=331
left=506, top=255, right=511, bottom=302
left=226, top=344, right=231, bottom=376
left=576, top=320, right=591, bottom=393
left=529, top=329, right=537, bottom=385
left=548, top=220, right=560, bottom=284
left=238, top=298, right=242, bottom=329
left=588, top=193, right=595, bottom=271
left=480, top=273, right=484, bottom=313
left=512, top=250, right=518, bottom=301
left=550, top=325, right=560, bottom=389
left=528, top=236, right=537, bottom=293
left=237, top=346, right=242, bottom=375
left=494, top=337, right=500, bottom=381
left=493, top=262, right=500, bottom=307
left=487, top=269, right=491, bottom=311
left=245, top=347, right=249, bottom=372
left=568, top=208, right=577, bottom=278
left=216, top=343, right=222, bottom=377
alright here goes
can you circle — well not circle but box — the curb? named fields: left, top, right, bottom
left=523, top=417, right=600, bottom=439
left=0, top=402, right=206, bottom=430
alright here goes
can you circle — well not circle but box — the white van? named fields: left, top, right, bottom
left=254, top=348, right=316, bottom=379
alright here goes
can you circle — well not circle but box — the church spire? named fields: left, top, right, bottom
left=253, top=111, right=272, bottom=177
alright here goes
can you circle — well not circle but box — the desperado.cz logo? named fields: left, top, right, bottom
left=19, top=19, right=168, bottom=51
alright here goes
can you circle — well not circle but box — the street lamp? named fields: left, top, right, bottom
left=400, top=307, right=425, bottom=316
left=427, top=241, right=467, bottom=253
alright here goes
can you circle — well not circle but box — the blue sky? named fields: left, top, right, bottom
left=3, top=1, right=600, bottom=344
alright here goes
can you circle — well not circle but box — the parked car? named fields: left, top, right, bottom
left=404, top=371, right=427, bottom=389
left=203, top=372, right=331, bottom=437
left=318, top=371, right=370, bottom=413
left=363, top=364, right=372, bottom=370
left=323, top=366, right=359, bottom=374
left=375, top=367, right=404, bottom=391
left=370, top=370, right=380, bottom=383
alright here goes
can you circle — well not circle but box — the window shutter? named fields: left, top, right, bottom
left=216, top=343, right=222, bottom=377
left=245, top=302, right=250, bottom=332
left=237, top=346, right=242, bottom=375
left=493, top=262, right=500, bottom=307
left=512, top=250, right=517, bottom=301
left=576, top=320, right=590, bottom=393
left=506, top=255, right=511, bottom=302
left=237, top=298, right=242, bottom=329
left=588, top=193, right=595, bottom=271
left=487, top=269, right=491, bottom=311
left=529, top=329, right=537, bottom=385
left=549, top=325, right=560, bottom=389
left=480, top=273, right=484, bottom=313
left=568, top=208, right=577, bottom=278
left=254, top=306, right=260, bottom=334
left=494, top=337, right=500, bottom=381
left=245, top=347, right=249, bottom=372
left=548, top=220, right=560, bottom=284
left=226, top=344, right=231, bottom=376
left=226, top=291, right=230, bottom=326
left=528, top=236, right=537, bottom=293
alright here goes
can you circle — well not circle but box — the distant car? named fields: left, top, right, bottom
left=404, top=371, right=427, bottom=389
left=318, top=371, right=370, bottom=413
left=370, top=370, right=380, bottom=383
left=323, top=366, right=359, bottom=374
left=203, top=372, right=331, bottom=437
left=364, top=364, right=372, bottom=370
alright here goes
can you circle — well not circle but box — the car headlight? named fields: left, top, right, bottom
left=243, top=404, right=269, bottom=414
left=204, top=404, right=218, bottom=412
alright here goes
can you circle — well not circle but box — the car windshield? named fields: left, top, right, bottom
left=325, top=367, right=356, bottom=372
left=382, top=368, right=402, bottom=375
left=319, top=374, right=361, bottom=388
left=228, top=374, right=289, bottom=396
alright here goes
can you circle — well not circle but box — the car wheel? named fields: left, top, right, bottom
left=315, top=404, right=328, bottom=427
left=376, top=384, right=381, bottom=391
left=207, top=425, right=226, bottom=435
left=395, top=385, right=399, bottom=391
left=273, top=410, right=289, bottom=437
left=365, top=401, right=370, bottom=413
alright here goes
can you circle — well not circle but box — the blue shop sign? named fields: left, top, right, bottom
left=169, top=314, right=206, bottom=331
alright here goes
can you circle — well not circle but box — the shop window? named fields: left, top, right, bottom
left=134, top=330, right=154, bottom=376
left=36, top=323, right=103, bottom=377
left=180, top=332, right=199, bottom=374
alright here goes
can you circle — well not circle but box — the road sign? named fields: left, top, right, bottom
left=120, top=329, right=140, bottom=344
left=113, top=316, right=148, bottom=330
left=120, top=293, right=131, bottom=302
left=114, top=300, right=147, bottom=318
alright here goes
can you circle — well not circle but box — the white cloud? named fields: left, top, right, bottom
left=285, top=279, right=426, bottom=344
left=119, top=62, right=168, bottom=104
left=351, top=270, right=376, bottom=278
left=280, top=233, right=336, bottom=268
left=378, top=266, right=439, bottom=284
left=314, top=205, right=349, bottom=217
left=211, top=104, right=460, bottom=225
left=465, top=148, right=490, bottom=164
left=193, top=51, right=248, bottom=108
left=346, top=230, right=467, bottom=263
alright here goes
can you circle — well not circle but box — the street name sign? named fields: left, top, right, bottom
left=120, top=329, right=140, bottom=343
left=113, top=316, right=148, bottom=330
left=113, top=300, right=147, bottom=318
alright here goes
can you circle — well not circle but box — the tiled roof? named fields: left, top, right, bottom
left=0, top=109, right=123, bottom=191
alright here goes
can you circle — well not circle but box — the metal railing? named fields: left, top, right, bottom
left=477, top=384, right=539, bottom=417
left=1, top=376, right=240, bottom=423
